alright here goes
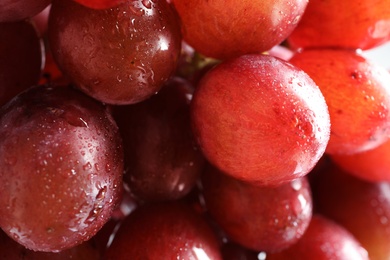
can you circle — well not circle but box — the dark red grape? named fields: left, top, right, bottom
left=0, top=20, right=43, bottom=107
left=201, top=165, right=313, bottom=252
left=0, top=0, right=51, bottom=22
left=113, top=78, right=205, bottom=202
left=48, top=0, right=182, bottom=105
left=104, top=202, right=222, bottom=259
left=0, top=84, right=124, bottom=252
left=191, top=54, right=330, bottom=186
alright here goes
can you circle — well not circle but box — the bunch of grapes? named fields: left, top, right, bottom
left=0, top=0, right=390, bottom=259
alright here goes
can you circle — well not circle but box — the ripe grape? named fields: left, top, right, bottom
left=113, top=78, right=205, bottom=202
left=104, top=202, right=222, bottom=259
left=201, top=164, right=313, bottom=252
left=290, top=48, right=390, bottom=155
left=48, top=0, right=182, bottom=105
left=171, top=0, right=307, bottom=60
left=191, top=54, right=330, bottom=186
left=331, top=138, right=390, bottom=182
left=0, top=84, right=124, bottom=252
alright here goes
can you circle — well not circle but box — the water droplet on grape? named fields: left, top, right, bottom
left=83, top=162, right=92, bottom=170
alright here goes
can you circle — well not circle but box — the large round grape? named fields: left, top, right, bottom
left=191, top=54, right=330, bottom=186
left=171, top=0, right=307, bottom=60
left=0, top=85, right=124, bottom=252
left=48, top=0, right=181, bottom=105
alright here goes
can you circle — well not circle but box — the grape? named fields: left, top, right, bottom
left=267, top=215, right=369, bottom=260
left=312, top=163, right=390, bottom=260
left=104, top=202, right=222, bottom=259
left=290, top=48, right=390, bottom=155
left=191, top=54, right=330, bottom=186
left=48, top=0, right=182, bottom=105
left=201, top=164, right=313, bottom=252
left=0, top=0, right=51, bottom=22
left=331, top=138, right=390, bottom=182
left=0, top=84, right=124, bottom=252
left=288, top=0, right=390, bottom=50
left=113, top=78, right=205, bottom=202
left=0, top=20, right=44, bottom=107
left=171, top=0, right=307, bottom=60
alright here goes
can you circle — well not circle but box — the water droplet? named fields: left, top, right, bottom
left=83, top=162, right=92, bottom=170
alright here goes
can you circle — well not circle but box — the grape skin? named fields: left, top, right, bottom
left=0, top=85, right=124, bottom=252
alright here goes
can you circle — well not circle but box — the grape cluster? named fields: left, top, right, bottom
left=0, top=0, right=390, bottom=259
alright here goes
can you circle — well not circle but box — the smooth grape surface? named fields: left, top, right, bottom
left=201, top=165, right=312, bottom=252
left=113, top=78, right=205, bottom=202
left=0, top=85, right=124, bottom=252
left=48, top=0, right=182, bottom=105
left=171, top=0, right=307, bottom=60
left=0, top=21, right=43, bottom=107
left=290, top=49, right=390, bottom=155
left=331, top=138, right=390, bottom=182
left=288, top=0, right=390, bottom=50
left=191, top=54, right=330, bottom=186
left=104, top=202, right=222, bottom=259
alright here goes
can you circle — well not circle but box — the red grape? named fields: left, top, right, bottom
left=288, top=0, right=390, bottom=50
left=290, top=48, right=390, bottom=155
left=0, top=84, right=124, bottom=252
left=48, top=0, right=182, bottom=105
left=331, top=138, right=390, bottom=182
left=171, top=0, right=307, bottom=60
left=113, top=78, right=205, bottom=202
left=0, top=20, right=44, bottom=107
left=104, top=202, right=222, bottom=259
left=191, top=54, right=330, bottom=186
left=201, top=164, right=313, bottom=252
